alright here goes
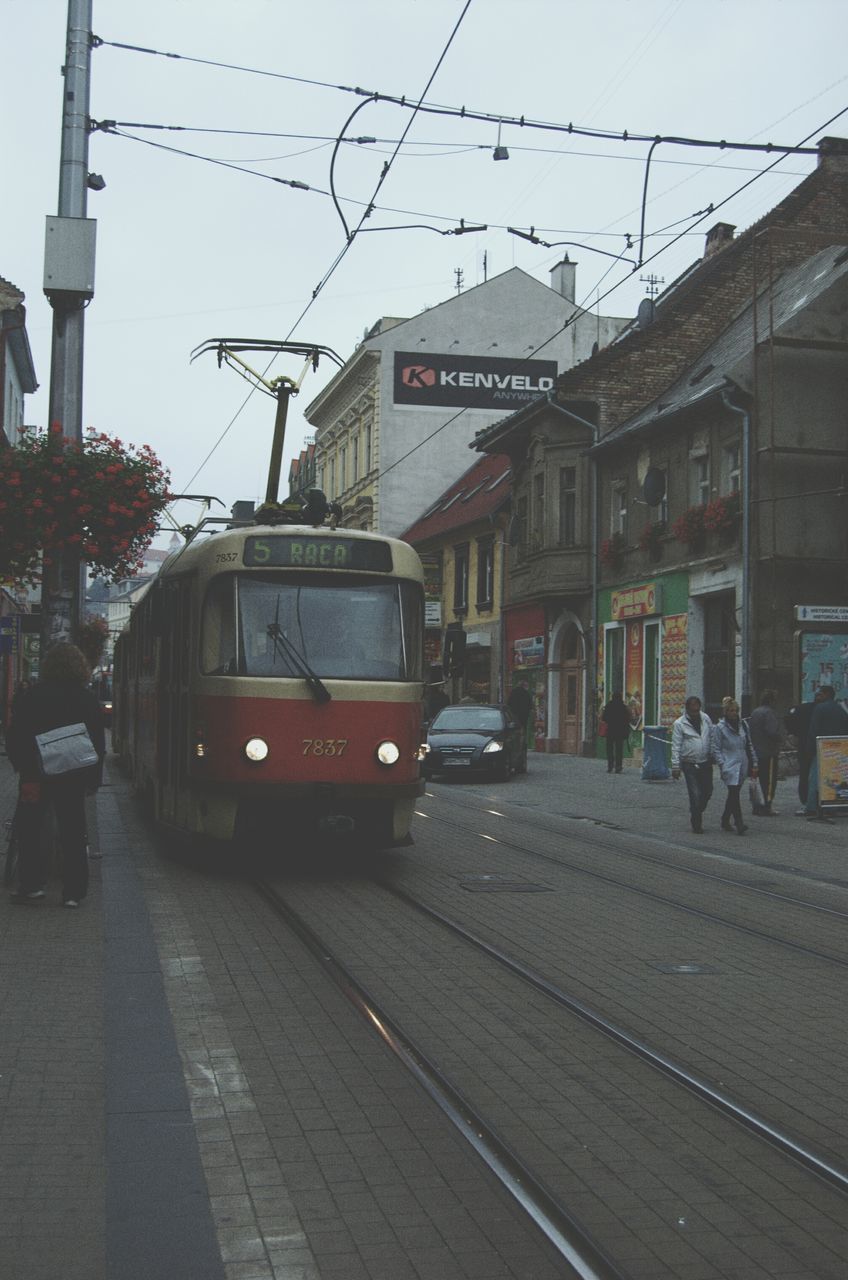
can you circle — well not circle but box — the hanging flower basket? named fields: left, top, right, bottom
left=703, top=491, right=741, bottom=534
left=671, top=504, right=706, bottom=548
left=600, top=531, right=626, bottom=567
left=0, top=426, right=171, bottom=587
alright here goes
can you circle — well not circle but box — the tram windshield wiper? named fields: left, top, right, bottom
left=266, top=602, right=331, bottom=703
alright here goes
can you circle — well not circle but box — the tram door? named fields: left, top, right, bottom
left=157, top=580, right=192, bottom=824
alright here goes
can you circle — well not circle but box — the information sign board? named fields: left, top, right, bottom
left=816, top=736, right=848, bottom=812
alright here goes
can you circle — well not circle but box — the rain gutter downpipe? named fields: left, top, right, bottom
left=721, top=383, right=753, bottom=716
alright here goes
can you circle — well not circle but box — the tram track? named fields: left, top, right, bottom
left=251, top=871, right=848, bottom=1280
left=252, top=876, right=627, bottom=1280
left=416, top=793, right=848, bottom=968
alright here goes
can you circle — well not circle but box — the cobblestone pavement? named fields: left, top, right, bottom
left=1, top=740, right=845, bottom=1280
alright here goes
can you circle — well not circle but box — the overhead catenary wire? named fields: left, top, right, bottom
left=175, top=0, right=474, bottom=499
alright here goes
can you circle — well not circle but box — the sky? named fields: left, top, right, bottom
left=3, top=0, right=847, bottom=544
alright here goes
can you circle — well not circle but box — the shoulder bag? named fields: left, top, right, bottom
left=35, top=723, right=99, bottom=777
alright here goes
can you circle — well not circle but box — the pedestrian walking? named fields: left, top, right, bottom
left=784, top=692, right=824, bottom=814
left=712, top=697, right=758, bottom=835
left=804, top=685, right=848, bottom=822
left=5, top=643, right=105, bottom=908
left=747, top=689, right=783, bottom=815
left=670, top=695, right=715, bottom=833
left=600, top=690, right=630, bottom=774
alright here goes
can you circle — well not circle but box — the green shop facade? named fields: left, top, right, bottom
left=597, top=571, right=690, bottom=766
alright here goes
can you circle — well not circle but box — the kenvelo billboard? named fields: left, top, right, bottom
left=394, top=350, right=557, bottom=410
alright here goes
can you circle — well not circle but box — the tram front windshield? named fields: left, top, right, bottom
left=201, top=574, right=423, bottom=680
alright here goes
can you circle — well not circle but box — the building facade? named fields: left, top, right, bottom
left=300, top=264, right=628, bottom=537
left=474, top=137, right=848, bottom=755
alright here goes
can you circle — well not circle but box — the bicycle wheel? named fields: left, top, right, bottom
left=3, top=819, right=20, bottom=889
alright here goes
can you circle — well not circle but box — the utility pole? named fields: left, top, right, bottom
left=41, top=0, right=96, bottom=654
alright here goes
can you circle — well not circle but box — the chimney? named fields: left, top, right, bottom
left=818, top=136, right=848, bottom=172
left=550, top=255, right=576, bottom=303
left=703, top=222, right=736, bottom=259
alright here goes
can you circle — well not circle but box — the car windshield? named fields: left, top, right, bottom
left=431, top=706, right=505, bottom=732
left=201, top=573, right=423, bottom=680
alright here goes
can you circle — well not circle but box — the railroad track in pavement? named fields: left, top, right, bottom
left=252, top=864, right=848, bottom=1280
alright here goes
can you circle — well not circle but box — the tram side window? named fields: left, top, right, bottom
left=201, top=574, right=237, bottom=675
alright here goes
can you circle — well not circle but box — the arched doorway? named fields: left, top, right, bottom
left=548, top=615, right=585, bottom=754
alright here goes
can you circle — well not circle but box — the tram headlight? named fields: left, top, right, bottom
left=376, top=740, right=401, bottom=766
left=244, top=737, right=269, bottom=763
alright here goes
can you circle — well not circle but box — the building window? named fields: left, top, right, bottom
left=329, top=456, right=336, bottom=498
left=476, top=538, right=494, bottom=609
left=559, top=466, right=576, bottom=547
left=690, top=454, right=709, bottom=506
left=453, top=543, right=469, bottom=612
left=612, top=484, right=627, bottom=537
left=532, top=472, right=545, bottom=548
left=722, top=442, right=741, bottom=494
left=352, top=433, right=359, bottom=481
left=340, top=445, right=347, bottom=493
left=364, top=423, right=372, bottom=473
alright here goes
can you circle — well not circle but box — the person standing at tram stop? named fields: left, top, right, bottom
left=713, top=697, right=758, bottom=835
left=747, top=689, right=783, bottom=815
left=804, top=685, right=848, bottom=822
left=670, top=696, right=715, bottom=833
left=6, top=643, right=105, bottom=908
left=600, top=690, right=631, bottom=774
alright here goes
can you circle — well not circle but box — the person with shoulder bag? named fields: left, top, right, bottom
left=6, top=643, right=105, bottom=908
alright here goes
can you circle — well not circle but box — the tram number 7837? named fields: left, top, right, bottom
left=302, top=739, right=349, bottom=757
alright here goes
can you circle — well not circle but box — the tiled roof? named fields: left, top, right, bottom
left=401, top=454, right=511, bottom=544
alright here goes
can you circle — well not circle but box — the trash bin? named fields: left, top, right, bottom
left=642, top=726, right=670, bottom=780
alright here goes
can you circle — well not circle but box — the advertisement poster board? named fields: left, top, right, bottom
left=798, top=631, right=848, bottom=702
left=660, top=613, right=688, bottom=727
left=816, top=736, right=848, bottom=812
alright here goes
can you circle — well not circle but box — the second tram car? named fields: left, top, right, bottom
left=112, top=518, right=425, bottom=850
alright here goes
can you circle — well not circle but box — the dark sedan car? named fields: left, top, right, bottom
left=422, top=704, right=527, bottom=781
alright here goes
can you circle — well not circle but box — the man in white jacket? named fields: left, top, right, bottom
left=671, top=695, right=715, bottom=833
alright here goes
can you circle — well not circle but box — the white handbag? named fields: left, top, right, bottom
left=35, top=723, right=99, bottom=777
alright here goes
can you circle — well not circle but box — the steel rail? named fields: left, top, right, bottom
left=420, top=804, right=848, bottom=968
left=381, top=879, right=848, bottom=1197
left=252, top=878, right=630, bottom=1280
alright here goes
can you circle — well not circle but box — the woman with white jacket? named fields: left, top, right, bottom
left=712, top=697, right=758, bottom=835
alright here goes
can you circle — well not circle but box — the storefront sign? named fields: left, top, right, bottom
left=611, top=582, right=661, bottom=620
left=394, top=351, right=557, bottom=410
left=420, top=554, right=443, bottom=629
left=816, top=736, right=848, bottom=811
left=795, top=605, right=848, bottom=623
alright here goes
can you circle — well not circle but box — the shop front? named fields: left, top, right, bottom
left=598, top=574, right=689, bottom=761
left=505, top=603, right=547, bottom=751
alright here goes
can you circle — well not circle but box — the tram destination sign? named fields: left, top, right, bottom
left=243, top=535, right=393, bottom=572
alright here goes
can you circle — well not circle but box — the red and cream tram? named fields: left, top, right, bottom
left=112, top=518, right=425, bottom=849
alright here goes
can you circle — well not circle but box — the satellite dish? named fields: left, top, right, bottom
left=643, top=467, right=666, bottom=507
left=637, top=298, right=655, bottom=329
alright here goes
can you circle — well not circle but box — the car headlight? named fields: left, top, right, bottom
left=244, top=737, right=269, bottom=763
left=376, top=740, right=400, bottom=766
left=482, top=740, right=504, bottom=754
left=417, top=743, right=431, bottom=761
